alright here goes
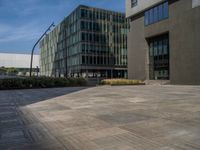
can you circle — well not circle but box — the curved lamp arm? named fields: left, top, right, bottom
left=30, top=22, right=55, bottom=77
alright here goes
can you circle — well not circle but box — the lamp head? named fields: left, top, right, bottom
left=51, top=22, right=55, bottom=27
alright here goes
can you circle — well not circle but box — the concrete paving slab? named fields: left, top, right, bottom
left=0, top=85, right=200, bottom=149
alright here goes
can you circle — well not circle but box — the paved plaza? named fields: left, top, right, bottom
left=0, top=85, right=200, bottom=150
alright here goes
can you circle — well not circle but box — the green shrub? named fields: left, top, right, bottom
left=68, top=78, right=77, bottom=86
left=54, top=77, right=69, bottom=87
left=0, top=67, right=7, bottom=74
left=0, top=77, right=87, bottom=90
left=7, top=67, right=18, bottom=75
left=67, top=77, right=87, bottom=86
left=100, top=79, right=145, bottom=86
left=74, top=78, right=87, bottom=86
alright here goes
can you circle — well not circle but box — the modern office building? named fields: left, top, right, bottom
left=40, top=5, right=129, bottom=78
left=126, top=0, right=200, bottom=84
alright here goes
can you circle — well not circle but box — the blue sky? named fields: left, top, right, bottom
left=0, top=0, right=125, bottom=54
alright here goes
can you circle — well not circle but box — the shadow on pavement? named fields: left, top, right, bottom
left=0, top=87, right=92, bottom=149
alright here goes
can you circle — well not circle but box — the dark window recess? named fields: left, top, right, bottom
left=131, top=0, right=137, bottom=7
left=145, top=2, right=169, bottom=26
left=82, top=56, right=85, bottom=64
left=148, top=34, right=169, bottom=80
left=81, top=33, right=85, bottom=41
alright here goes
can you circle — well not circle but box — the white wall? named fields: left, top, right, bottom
left=126, top=0, right=165, bottom=18
left=0, top=53, right=39, bottom=68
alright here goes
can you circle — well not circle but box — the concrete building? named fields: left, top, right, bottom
left=40, top=5, right=129, bottom=78
left=0, top=53, right=39, bottom=68
left=0, top=53, right=40, bottom=75
left=126, top=0, right=200, bottom=85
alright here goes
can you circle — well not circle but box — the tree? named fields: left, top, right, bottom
left=0, top=67, right=7, bottom=74
left=7, top=67, right=18, bottom=75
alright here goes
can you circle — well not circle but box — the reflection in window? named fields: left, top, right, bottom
left=145, top=11, right=149, bottom=25
left=149, top=9, right=153, bottom=24
left=158, top=4, right=163, bottom=21
left=149, top=42, right=153, bottom=56
left=153, top=7, right=158, bottom=23
left=163, top=39, right=168, bottom=55
left=148, top=34, right=169, bottom=80
left=158, top=41, right=162, bottom=55
left=163, top=2, right=169, bottom=19
left=154, top=41, right=158, bottom=56
left=145, top=2, right=168, bottom=26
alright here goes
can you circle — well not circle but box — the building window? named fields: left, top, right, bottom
left=145, top=2, right=168, bottom=26
left=131, top=0, right=137, bottom=7
left=148, top=34, right=169, bottom=80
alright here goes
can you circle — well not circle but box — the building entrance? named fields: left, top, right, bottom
left=148, top=34, right=169, bottom=80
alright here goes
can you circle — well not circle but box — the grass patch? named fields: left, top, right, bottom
left=100, top=79, right=145, bottom=86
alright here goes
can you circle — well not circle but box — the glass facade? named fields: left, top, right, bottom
left=40, top=5, right=129, bottom=78
left=145, top=1, right=169, bottom=26
left=149, top=34, right=169, bottom=80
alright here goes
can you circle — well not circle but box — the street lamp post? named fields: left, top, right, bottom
left=29, top=22, right=55, bottom=77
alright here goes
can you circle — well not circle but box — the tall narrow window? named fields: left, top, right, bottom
left=158, top=40, right=162, bottom=55
left=153, top=7, right=158, bottom=23
left=144, top=12, right=148, bottom=25
left=163, top=39, right=168, bottom=55
left=154, top=41, right=158, bottom=56
left=158, top=4, right=163, bottom=21
left=149, top=9, right=154, bottom=24
left=163, top=2, right=169, bottom=19
left=149, top=42, right=153, bottom=56
left=82, top=56, right=85, bottom=64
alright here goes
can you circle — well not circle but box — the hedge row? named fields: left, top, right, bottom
left=0, top=77, right=87, bottom=90
left=100, top=79, right=145, bottom=85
